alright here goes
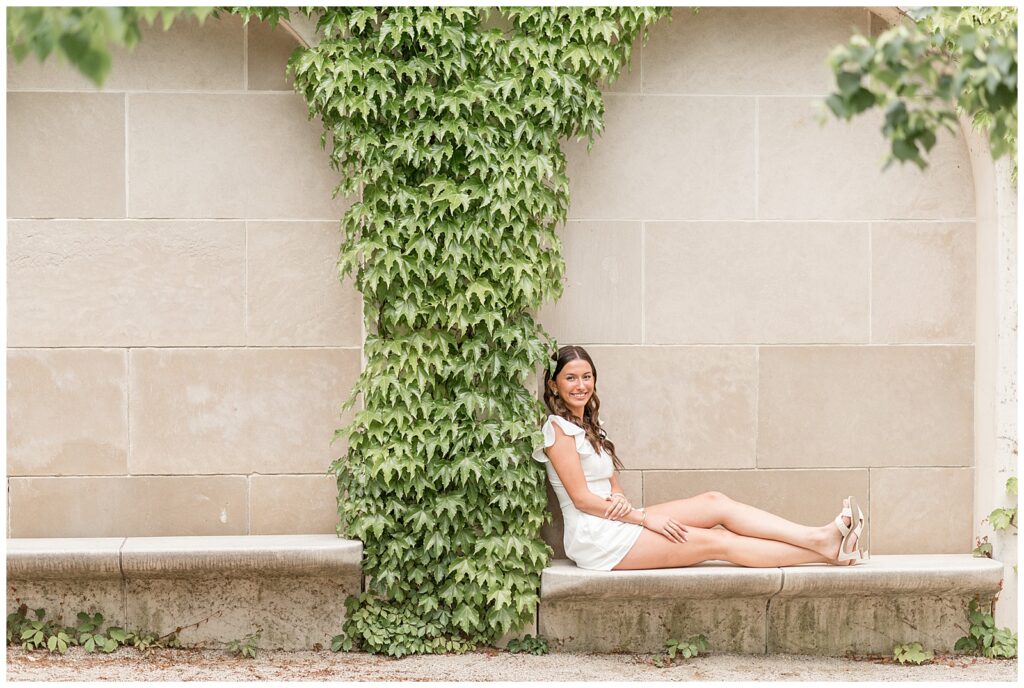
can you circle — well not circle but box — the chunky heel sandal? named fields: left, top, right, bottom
left=834, top=496, right=866, bottom=563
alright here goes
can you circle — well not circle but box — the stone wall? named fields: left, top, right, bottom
left=536, top=7, right=976, bottom=556
left=8, top=9, right=978, bottom=557
left=7, top=15, right=358, bottom=537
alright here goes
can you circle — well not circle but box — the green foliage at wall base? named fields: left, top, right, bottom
left=954, top=598, right=1017, bottom=659
left=6, top=606, right=182, bottom=655
left=505, top=633, right=549, bottom=655
left=284, top=6, right=670, bottom=656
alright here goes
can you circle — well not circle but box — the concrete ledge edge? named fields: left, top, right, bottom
left=541, top=555, right=1005, bottom=601
left=7, top=534, right=362, bottom=580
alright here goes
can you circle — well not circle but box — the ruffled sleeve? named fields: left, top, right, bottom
left=532, top=415, right=585, bottom=463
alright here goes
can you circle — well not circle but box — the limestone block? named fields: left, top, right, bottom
left=644, top=7, right=868, bottom=95
left=6, top=537, right=126, bottom=628
left=6, top=14, right=243, bottom=91
left=539, top=560, right=779, bottom=653
left=125, top=575, right=357, bottom=650
left=7, top=537, right=125, bottom=580
left=869, top=9, right=912, bottom=37
left=537, top=221, right=642, bottom=344
left=767, top=595, right=984, bottom=655
left=7, top=220, right=245, bottom=347
left=7, top=92, right=125, bottom=218
left=758, top=97, right=974, bottom=220
left=872, top=221, right=975, bottom=344
left=129, top=348, right=360, bottom=474
left=777, top=554, right=1003, bottom=597
left=617, top=470, right=643, bottom=506
left=870, top=468, right=974, bottom=554
left=542, top=597, right=768, bottom=653
left=6, top=580, right=126, bottom=627
left=645, top=221, right=869, bottom=343
left=7, top=349, right=127, bottom=476
left=246, top=221, right=362, bottom=346
left=585, top=346, right=757, bottom=469
left=758, top=346, right=973, bottom=468
left=247, top=19, right=300, bottom=91
left=119, top=535, right=362, bottom=578
left=869, top=13, right=884, bottom=37
left=7, top=476, right=248, bottom=538
left=542, top=558, right=781, bottom=599
left=128, top=93, right=348, bottom=219
left=249, top=475, right=339, bottom=535
left=563, top=95, right=755, bottom=220
left=643, top=469, right=869, bottom=547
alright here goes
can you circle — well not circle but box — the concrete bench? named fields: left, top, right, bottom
left=9, top=539, right=1005, bottom=656
left=6, top=535, right=362, bottom=651
left=539, top=555, right=1006, bottom=655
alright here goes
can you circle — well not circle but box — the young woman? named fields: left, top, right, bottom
left=534, top=345, right=867, bottom=572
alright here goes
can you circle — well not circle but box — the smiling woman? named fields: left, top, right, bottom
left=536, top=345, right=870, bottom=572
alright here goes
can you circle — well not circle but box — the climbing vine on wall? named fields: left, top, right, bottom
left=284, top=6, right=669, bottom=656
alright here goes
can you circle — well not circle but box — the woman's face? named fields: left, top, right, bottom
left=549, top=359, right=595, bottom=417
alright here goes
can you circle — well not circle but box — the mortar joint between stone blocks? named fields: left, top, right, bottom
left=124, top=94, right=130, bottom=218
left=242, top=21, right=249, bottom=90
left=118, top=536, right=128, bottom=627
left=125, top=348, right=132, bottom=475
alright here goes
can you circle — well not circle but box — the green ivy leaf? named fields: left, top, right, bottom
left=988, top=507, right=1016, bottom=531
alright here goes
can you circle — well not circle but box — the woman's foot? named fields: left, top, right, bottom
left=820, top=498, right=860, bottom=565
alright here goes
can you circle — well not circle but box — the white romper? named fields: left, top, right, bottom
left=532, top=414, right=644, bottom=571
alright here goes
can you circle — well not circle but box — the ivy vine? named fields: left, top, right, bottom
left=283, top=6, right=669, bottom=656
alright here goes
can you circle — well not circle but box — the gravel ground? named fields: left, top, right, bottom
left=5, top=646, right=1018, bottom=682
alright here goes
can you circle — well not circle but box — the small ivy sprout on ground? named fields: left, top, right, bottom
left=652, top=634, right=708, bottom=667
left=227, top=630, right=262, bottom=659
left=893, top=642, right=933, bottom=665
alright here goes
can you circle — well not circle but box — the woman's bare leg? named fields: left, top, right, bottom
left=642, top=491, right=849, bottom=563
left=613, top=525, right=831, bottom=570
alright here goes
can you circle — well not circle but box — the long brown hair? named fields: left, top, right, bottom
left=541, top=345, right=624, bottom=471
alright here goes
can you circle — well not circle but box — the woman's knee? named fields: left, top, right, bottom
left=702, top=490, right=731, bottom=503
left=699, top=491, right=733, bottom=519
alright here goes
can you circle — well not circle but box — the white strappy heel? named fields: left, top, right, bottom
left=834, top=496, right=868, bottom=563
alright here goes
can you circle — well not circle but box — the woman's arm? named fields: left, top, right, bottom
left=544, top=424, right=645, bottom=525
left=605, top=472, right=634, bottom=520
left=608, top=472, right=625, bottom=497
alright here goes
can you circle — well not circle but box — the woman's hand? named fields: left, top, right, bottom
left=603, top=494, right=632, bottom=520
left=645, top=513, right=688, bottom=543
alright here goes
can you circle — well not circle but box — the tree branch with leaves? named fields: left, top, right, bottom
left=825, top=7, right=1017, bottom=182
